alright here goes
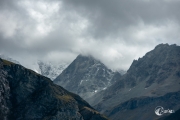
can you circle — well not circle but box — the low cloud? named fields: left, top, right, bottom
left=0, top=0, right=180, bottom=70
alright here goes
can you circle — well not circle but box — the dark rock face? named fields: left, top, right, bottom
left=88, top=44, right=180, bottom=119
left=0, top=65, right=10, bottom=120
left=0, top=58, right=109, bottom=120
left=128, top=44, right=180, bottom=88
left=54, top=55, right=119, bottom=100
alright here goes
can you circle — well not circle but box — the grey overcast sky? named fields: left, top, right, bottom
left=0, top=0, right=180, bottom=70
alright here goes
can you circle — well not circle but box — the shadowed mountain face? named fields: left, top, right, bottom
left=54, top=55, right=120, bottom=100
left=87, top=44, right=180, bottom=120
left=0, top=58, right=109, bottom=120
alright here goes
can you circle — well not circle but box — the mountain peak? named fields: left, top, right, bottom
left=54, top=54, right=119, bottom=100
left=76, top=54, right=103, bottom=65
left=154, top=43, right=177, bottom=49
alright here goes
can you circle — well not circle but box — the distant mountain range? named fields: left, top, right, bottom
left=1, top=43, right=179, bottom=120
left=0, top=58, right=108, bottom=120
left=0, top=55, right=125, bottom=83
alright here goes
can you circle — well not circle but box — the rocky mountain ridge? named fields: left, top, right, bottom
left=0, top=58, right=108, bottom=120
left=0, top=54, right=20, bottom=64
left=87, top=43, right=180, bottom=120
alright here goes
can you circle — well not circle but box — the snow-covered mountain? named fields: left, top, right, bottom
left=37, top=61, right=69, bottom=80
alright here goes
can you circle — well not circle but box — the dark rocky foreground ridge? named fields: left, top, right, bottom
left=0, top=58, right=109, bottom=120
left=54, top=55, right=120, bottom=100
left=88, top=44, right=180, bottom=120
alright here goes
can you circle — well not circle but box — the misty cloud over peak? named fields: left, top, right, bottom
left=0, top=0, right=180, bottom=70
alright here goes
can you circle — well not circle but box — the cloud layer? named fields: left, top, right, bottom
left=0, top=0, right=180, bottom=70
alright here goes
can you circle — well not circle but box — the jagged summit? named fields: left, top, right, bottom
left=54, top=54, right=119, bottom=100
left=154, top=43, right=177, bottom=48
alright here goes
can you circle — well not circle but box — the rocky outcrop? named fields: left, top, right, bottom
left=54, top=55, right=119, bottom=100
left=0, top=58, right=109, bottom=120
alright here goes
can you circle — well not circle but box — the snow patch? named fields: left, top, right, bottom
left=80, top=80, right=83, bottom=85
left=103, top=87, right=107, bottom=90
left=34, top=69, right=40, bottom=74
left=94, top=90, right=98, bottom=93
